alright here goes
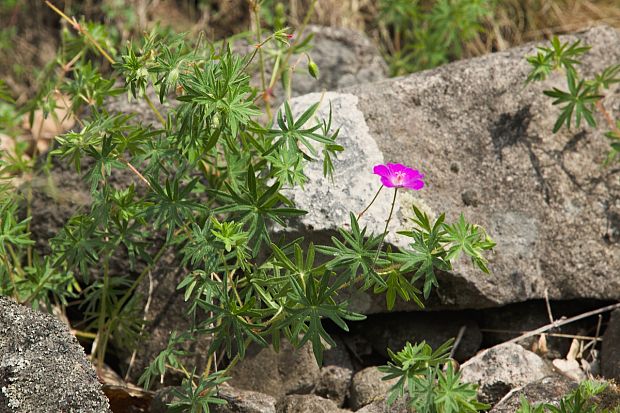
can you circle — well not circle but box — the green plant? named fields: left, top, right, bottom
left=0, top=2, right=494, bottom=411
left=380, top=340, right=489, bottom=413
left=378, top=0, right=492, bottom=75
left=526, top=36, right=620, bottom=165
left=516, top=380, right=620, bottom=413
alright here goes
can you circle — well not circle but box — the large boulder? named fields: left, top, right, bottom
left=0, top=296, right=110, bottom=412
left=282, top=25, right=620, bottom=312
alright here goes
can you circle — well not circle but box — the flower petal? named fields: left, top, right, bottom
left=373, top=164, right=390, bottom=178
left=380, top=176, right=395, bottom=188
left=404, top=179, right=424, bottom=190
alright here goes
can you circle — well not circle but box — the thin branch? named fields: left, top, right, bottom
left=503, top=302, right=620, bottom=345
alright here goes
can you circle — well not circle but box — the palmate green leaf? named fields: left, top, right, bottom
left=209, top=170, right=305, bottom=255
left=177, top=50, right=260, bottom=138
left=590, top=64, right=620, bottom=91
left=526, top=51, right=554, bottom=83
left=199, top=290, right=268, bottom=359
left=115, top=41, right=151, bottom=99
left=51, top=215, right=100, bottom=280
left=316, top=213, right=388, bottom=289
left=138, top=332, right=193, bottom=390
left=390, top=231, right=448, bottom=299
left=265, top=147, right=307, bottom=188
left=380, top=340, right=453, bottom=409
left=281, top=271, right=365, bottom=365
left=543, top=69, right=602, bottom=133
left=61, top=61, right=119, bottom=113
left=84, top=136, right=123, bottom=192
left=52, top=111, right=135, bottom=173
left=435, top=363, right=490, bottom=413
left=180, top=221, right=219, bottom=268
left=18, top=255, right=77, bottom=309
left=442, top=214, right=495, bottom=274
left=0, top=202, right=34, bottom=257
left=146, top=176, right=206, bottom=242
left=169, top=370, right=229, bottom=413
left=380, top=340, right=486, bottom=412
left=373, top=269, right=424, bottom=310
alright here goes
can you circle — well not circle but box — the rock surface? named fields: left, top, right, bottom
left=349, top=367, right=396, bottom=411
left=234, top=24, right=388, bottom=110
left=355, top=398, right=409, bottom=413
left=283, top=25, right=620, bottom=312
left=212, top=383, right=277, bottom=413
left=489, top=374, right=576, bottom=413
left=460, top=343, right=555, bottom=404
left=0, top=296, right=110, bottom=412
left=276, top=394, right=348, bottom=413
left=313, top=366, right=352, bottom=407
left=287, top=25, right=388, bottom=97
left=229, top=341, right=321, bottom=399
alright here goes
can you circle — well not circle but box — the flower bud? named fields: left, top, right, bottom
left=308, top=59, right=319, bottom=80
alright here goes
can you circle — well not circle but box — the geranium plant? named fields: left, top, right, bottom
left=0, top=2, right=495, bottom=411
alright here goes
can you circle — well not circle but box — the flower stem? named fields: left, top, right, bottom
left=357, top=185, right=383, bottom=220
left=374, top=187, right=398, bottom=264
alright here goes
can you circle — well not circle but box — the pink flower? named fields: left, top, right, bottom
left=373, top=163, right=424, bottom=190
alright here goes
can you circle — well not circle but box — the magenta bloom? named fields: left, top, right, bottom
left=373, top=163, right=424, bottom=190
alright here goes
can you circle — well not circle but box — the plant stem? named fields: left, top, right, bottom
left=144, top=94, right=166, bottom=127
left=45, top=1, right=114, bottom=65
left=374, top=187, right=398, bottom=265
left=595, top=100, right=620, bottom=136
left=268, top=0, right=317, bottom=91
left=1, top=253, right=18, bottom=299
left=357, top=185, right=384, bottom=220
left=95, top=255, right=111, bottom=371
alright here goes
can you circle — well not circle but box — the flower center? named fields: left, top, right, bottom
left=393, top=171, right=406, bottom=186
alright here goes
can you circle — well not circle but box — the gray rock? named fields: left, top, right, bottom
left=282, top=25, right=620, bottom=313
left=0, top=296, right=110, bottom=412
left=349, top=367, right=396, bottom=411
left=288, top=25, right=388, bottom=96
left=601, top=308, right=620, bottom=381
left=460, top=343, right=555, bottom=405
left=313, top=366, right=352, bottom=407
left=212, top=383, right=277, bottom=413
left=229, top=341, right=320, bottom=399
left=235, top=25, right=388, bottom=110
left=490, top=374, right=576, bottom=413
left=276, top=394, right=347, bottom=413
left=354, top=397, right=409, bottom=413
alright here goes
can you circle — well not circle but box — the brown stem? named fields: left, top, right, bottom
left=504, top=302, right=620, bottom=345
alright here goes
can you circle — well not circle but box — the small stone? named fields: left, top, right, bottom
left=313, top=366, right=352, bottom=407
left=349, top=367, right=397, bottom=410
left=490, top=374, right=576, bottom=413
left=461, top=190, right=479, bottom=207
left=229, top=341, right=320, bottom=399
left=276, top=394, right=348, bottom=413
left=460, top=343, right=554, bottom=404
left=212, top=383, right=277, bottom=413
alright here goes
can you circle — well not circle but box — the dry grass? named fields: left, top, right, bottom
left=284, top=0, right=620, bottom=56
left=2, top=0, right=620, bottom=98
